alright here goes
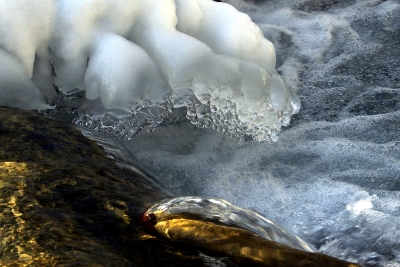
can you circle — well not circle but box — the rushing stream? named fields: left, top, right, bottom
left=0, top=0, right=399, bottom=266
left=119, top=1, right=400, bottom=266
left=45, top=0, right=400, bottom=265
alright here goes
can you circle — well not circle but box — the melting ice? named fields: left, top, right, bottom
left=0, top=0, right=299, bottom=142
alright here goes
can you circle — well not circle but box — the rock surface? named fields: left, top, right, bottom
left=148, top=216, right=361, bottom=267
left=0, top=107, right=204, bottom=266
left=0, top=107, right=363, bottom=266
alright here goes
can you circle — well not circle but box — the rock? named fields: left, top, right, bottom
left=0, top=107, right=204, bottom=266
left=0, top=107, right=362, bottom=267
left=142, top=214, right=361, bottom=267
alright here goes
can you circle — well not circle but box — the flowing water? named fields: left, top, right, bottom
left=2, top=0, right=399, bottom=266
left=118, top=1, right=400, bottom=266
left=59, top=0, right=400, bottom=265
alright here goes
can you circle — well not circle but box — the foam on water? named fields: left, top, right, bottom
left=123, top=0, right=400, bottom=266
left=125, top=113, right=400, bottom=266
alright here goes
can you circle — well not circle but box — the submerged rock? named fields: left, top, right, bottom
left=149, top=217, right=361, bottom=267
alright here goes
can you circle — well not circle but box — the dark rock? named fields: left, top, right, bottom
left=0, top=107, right=204, bottom=266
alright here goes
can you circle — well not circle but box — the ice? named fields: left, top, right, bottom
left=84, top=33, right=169, bottom=110
left=0, top=0, right=298, bottom=142
left=175, top=0, right=277, bottom=73
left=0, top=0, right=55, bottom=78
left=0, top=49, right=49, bottom=110
left=0, top=0, right=55, bottom=109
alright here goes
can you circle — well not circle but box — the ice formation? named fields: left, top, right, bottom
left=0, top=0, right=300, bottom=142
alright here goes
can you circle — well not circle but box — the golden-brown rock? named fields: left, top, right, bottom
left=0, top=107, right=205, bottom=266
left=153, top=217, right=361, bottom=267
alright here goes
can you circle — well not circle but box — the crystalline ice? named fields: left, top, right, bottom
left=0, top=0, right=299, bottom=142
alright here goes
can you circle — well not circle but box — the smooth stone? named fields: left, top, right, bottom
left=142, top=214, right=361, bottom=267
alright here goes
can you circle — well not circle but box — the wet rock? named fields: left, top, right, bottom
left=142, top=213, right=361, bottom=267
left=0, top=107, right=204, bottom=266
left=0, top=107, right=363, bottom=267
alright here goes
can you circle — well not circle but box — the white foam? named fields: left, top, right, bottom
left=123, top=1, right=400, bottom=265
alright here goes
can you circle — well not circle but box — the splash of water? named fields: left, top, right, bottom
left=144, top=196, right=314, bottom=252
